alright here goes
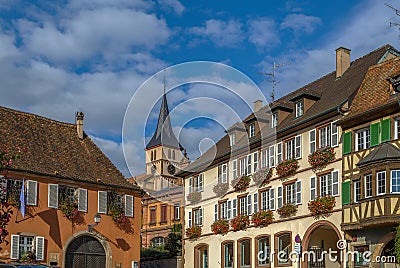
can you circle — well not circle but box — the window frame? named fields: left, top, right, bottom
left=238, top=238, right=252, bottom=268
left=249, top=123, right=256, bottom=138
left=221, top=240, right=235, bottom=268
left=354, top=180, right=361, bottom=203
left=391, top=170, right=400, bottom=194
left=271, top=112, right=278, bottom=128
left=377, top=171, right=386, bottom=196
left=255, top=235, right=271, bottom=268
left=274, top=232, right=292, bottom=266
left=295, top=100, right=304, bottom=118
left=355, top=128, right=371, bottom=152
left=364, top=174, right=372, bottom=198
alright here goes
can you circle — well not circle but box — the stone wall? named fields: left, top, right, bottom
left=140, top=257, right=182, bottom=268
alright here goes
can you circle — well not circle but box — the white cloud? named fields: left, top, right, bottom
left=157, top=0, right=185, bottom=15
left=248, top=17, right=280, bottom=49
left=280, top=14, right=322, bottom=34
left=189, top=19, right=244, bottom=47
left=17, top=8, right=170, bottom=65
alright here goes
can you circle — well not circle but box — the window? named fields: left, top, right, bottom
left=240, top=157, right=246, bottom=176
left=193, top=208, right=203, bottom=226
left=261, top=148, right=268, bottom=169
left=172, top=150, right=175, bottom=160
left=377, top=171, right=386, bottom=195
left=247, top=154, right=252, bottom=175
left=232, top=160, right=238, bottom=180
left=285, top=135, right=301, bottom=160
left=219, top=163, right=228, bottom=183
left=174, top=204, right=180, bottom=220
left=253, top=152, right=259, bottom=172
left=10, top=235, right=44, bottom=261
left=310, top=177, right=316, bottom=201
left=320, top=174, right=333, bottom=196
left=295, top=100, right=303, bottom=117
left=269, top=145, right=275, bottom=167
left=161, top=205, right=167, bottom=223
left=354, top=245, right=370, bottom=267
left=151, top=237, right=165, bottom=247
left=222, top=242, right=234, bottom=268
left=309, top=129, right=316, bottom=154
left=364, top=174, right=372, bottom=198
left=276, top=233, right=291, bottom=265
left=256, top=236, right=270, bottom=266
left=313, top=171, right=339, bottom=199
left=239, top=195, right=248, bottom=216
left=19, top=235, right=34, bottom=257
left=249, top=123, right=255, bottom=138
left=239, top=239, right=251, bottom=267
left=331, top=122, right=338, bottom=147
left=276, top=142, right=283, bottom=164
left=356, top=128, right=370, bottom=151
left=319, top=125, right=331, bottom=148
left=168, top=149, right=171, bottom=159
left=193, top=174, right=204, bottom=192
left=395, top=119, right=400, bottom=140
left=271, top=112, right=278, bottom=128
left=220, top=201, right=228, bottom=219
left=391, top=170, right=400, bottom=193
left=260, top=189, right=275, bottom=211
left=230, top=133, right=236, bottom=146
left=354, top=180, right=361, bottom=203
left=150, top=207, right=156, bottom=225
left=284, top=181, right=302, bottom=205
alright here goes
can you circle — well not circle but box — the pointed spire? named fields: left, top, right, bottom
left=146, top=74, right=183, bottom=150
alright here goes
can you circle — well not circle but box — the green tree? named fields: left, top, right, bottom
left=165, top=223, right=182, bottom=256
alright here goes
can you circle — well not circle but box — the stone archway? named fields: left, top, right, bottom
left=371, top=232, right=396, bottom=268
left=194, top=243, right=209, bottom=268
left=302, top=220, right=342, bottom=268
left=63, top=231, right=112, bottom=268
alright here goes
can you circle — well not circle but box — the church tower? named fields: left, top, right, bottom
left=145, top=85, right=188, bottom=188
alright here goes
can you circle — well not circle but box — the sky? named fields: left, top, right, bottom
left=0, top=0, right=399, bottom=177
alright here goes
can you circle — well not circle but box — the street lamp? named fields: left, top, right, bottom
left=88, top=213, right=101, bottom=232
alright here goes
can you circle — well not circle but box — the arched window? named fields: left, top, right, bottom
left=168, top=149, right=171, bottom=159
left=255, top=235, right=270, bottom=267
left=222, top=241, right=234, bottom=268
left=238, top=238, right=251, bottom=268
left=274, top=232, right=291, bottom=265
left=172, top=150, right=176, bottom=160
left=151, top=237, right=165, bottom=247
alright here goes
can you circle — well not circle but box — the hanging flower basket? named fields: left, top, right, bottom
left=186, top=225, right=202, bottom=239
left=231, top=175, right=250, bottom=192
left=108, top=204, right=128, bottom=227
left=230, top=215, right=250, bottom=231
left=213, top=182, right=229, bottom=197
left=59, top=199, right=79, bottom=221
left=253, top=168, right=273, bottom=186
left=308, top=196, right=336, bottom=218
left=308, top=147, right=336, bottom=170
left=251, top=211, right=274, bottom=227
left=277, top=203, right=298, bottom=218
left=211, top=219, right=230, bottom=235
left=276, top=159, right=299, bottom=178
left=187, top=191, right=202, bottom=204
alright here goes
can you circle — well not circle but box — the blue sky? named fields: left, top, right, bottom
left=0, top=0, right=399, bottom=176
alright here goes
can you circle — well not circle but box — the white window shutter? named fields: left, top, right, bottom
left=247, top=194, right=252, bottom=215
left=310, top=177, right=316, bottom=201
left=35, top=236, right=45, bottom=260
left=269, top=188, right=275, bottom=210
left=188, top=211, right=192, bottom=227
left=188, top=177, right=192, bottom=193
left=295, top=135, right=302, bottom=159
left=332, top=170, right=339, bottom=196
left=247, top=154, right=252, bottom=175
left=78, top=188, right=88, bottom=212
left=125, top=195, right=134, bottom=217
left=269, top=145, right=275, bottom=167
left=296, top=180, right=302, bottom=205
left=277, top=186, right=283, bottom=208
left=200, top=208, right=203, bottom=226
left=10, top=234, right=19, bottom=260
left=199, top=174, right=204, bottom=192
left=253, top=193, right=258, bottom=213
left=26, top=180, right=38, bottom=206
left=232, top=198, right=237, bottom=217
left=309, top=129, right=316, bottom=154
left=227, top=200, right=232, bottom=219
left=98, top=191, right=108, bottom=214
left=48, top=184, right=59, bottom=208
left=214, top=204, right=218, bottom=221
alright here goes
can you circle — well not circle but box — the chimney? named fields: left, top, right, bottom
left=336, top=47, right=351, bottom=78
left=254, top=100, right=263, bottom=112
left=76, top=111, right=84, bottom=140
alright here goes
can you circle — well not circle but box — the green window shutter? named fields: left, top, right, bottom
left=343, top=132, right=352, bottom=154
left=381, top=118, right=391, bottom=142
left=370, top=122, right=380, bottom=147
left=342, top=181, right=351, bottom=205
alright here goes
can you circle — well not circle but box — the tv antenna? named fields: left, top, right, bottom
left=259, top=62, right=291, bottom=102
left=386, top=3, right=400, bottom=28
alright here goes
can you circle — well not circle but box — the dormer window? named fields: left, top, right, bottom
left=389, top=75, right=400, bottom=93
left=295, top=100, right=303, bottom=117
left=271, top=112, right=278, bottom=128
left=230, top=133, right=236, bottom=146
left=249, top=123, right=255, bottom=138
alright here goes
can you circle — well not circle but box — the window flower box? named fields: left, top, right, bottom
left=230, top=215, right=250, bottom=231
left=231, top=175, right=250, bottom=192
left=308, top=147, right=336, bottom=170
left=211, top=219, right=230, bottom=235
left=277, top=203, right=298, bottom=218
left=276, top=159, right=299, bottom=178
left=59, top=199, right=79, bottom=221
left=213, top=182, right=229, bottom=197
left=308, top=196, right=336, bottom=218
left=251, top=211, right=274, bottom=227
left=108, top=203, right=128, bottom=227
left=186, top=225, right=202, bottom=239
left=253, top=168, right=273, bottom=186
left=187, top=191, right=202, bottom=204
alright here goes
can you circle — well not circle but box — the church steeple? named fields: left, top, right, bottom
left=145, top=87, right=182, bottom=151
